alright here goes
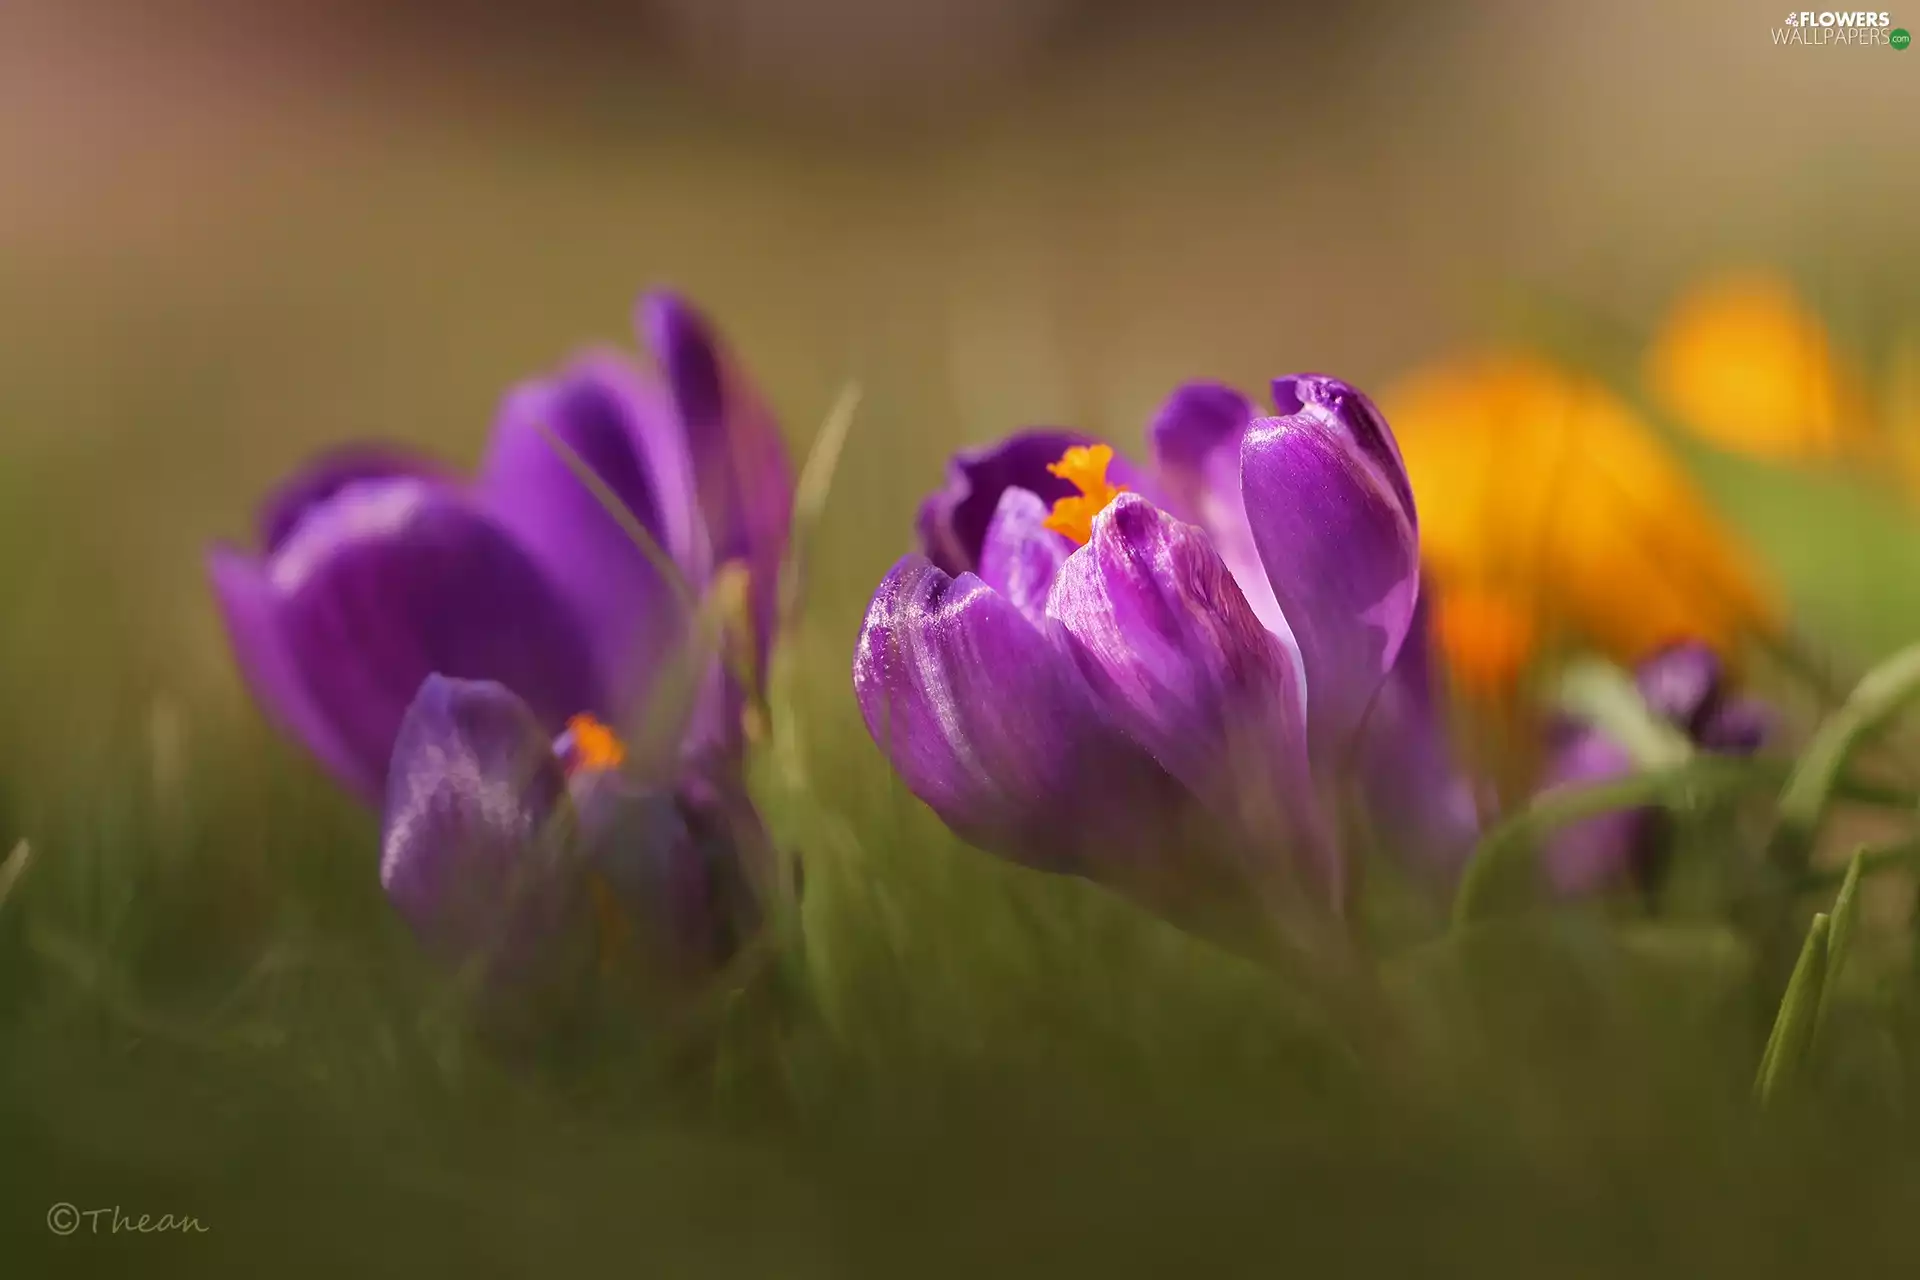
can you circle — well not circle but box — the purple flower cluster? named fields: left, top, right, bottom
left=854, top=376, right=1481, bottom=932
left=210, top=292, right=790, bottom=993
left=212, top=295, right=1773, bottom=993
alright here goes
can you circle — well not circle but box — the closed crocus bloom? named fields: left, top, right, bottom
left=1645, top=271, right=1869, bottom=462
left=858, top=374, right=1479, bottom=940
left=1539, top=643, right=1770, bottom=896
left=208, top=292, right=793, bottom=803
left=381, top=676, right=767, bottom=999
left=1383, top=353, right=1780, bottom=692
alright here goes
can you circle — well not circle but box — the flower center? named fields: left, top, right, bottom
left=560, top=713, right=627, bottom=776
left=1042, top=443, right=1130, bottom=546
left=1434, top=585, right=1537, bottom=698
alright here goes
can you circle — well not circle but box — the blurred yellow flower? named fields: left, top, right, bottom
left=1644, top=271, right=1869, bottom=461
left=1427, top=582, right=1538, bottom=703
left=1889, top=330, right=1920, bottom=501
left=1383, top=352, right=1781, bottom=696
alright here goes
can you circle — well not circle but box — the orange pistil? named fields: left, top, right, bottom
left=563, top=713, right=627, bottom=775
left=1042, top=443, right=1130, bottom=546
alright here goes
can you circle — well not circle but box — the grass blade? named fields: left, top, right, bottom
left=1814, top=850, right=1867, bottom=1041
left=1451, top=756, right=1764, bottom=929
left=778, top=382, right=862, bottom=637
left=625, top=562, right=752, bottom=762
left=1554, top=658, right=1695, bottom=770
left=534, top=421, right=697, bottom=613
left=766, top=384, right=861, bottom=786
left=1754, top=911, right=1832, bottom=1108
left=0, top=839, right=30, bottom=912
left=1768, top=642, right=1920, bottom=873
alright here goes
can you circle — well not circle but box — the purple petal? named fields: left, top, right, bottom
left=915, top=429, right=1096, bottom=575
left=255, top=446, right=453, bottom=554
left=478, top=352, right=688, bottom=713
left=1242, top=408, right=1422, bottom=758
left=853, top=554, right=1185, bottom=875
left=1634, top=642, right=1724, bottom=730
left=380, top=676, right=591, bottom=984
left=1270, top=374, right=1417, bottom=529
left=914, top=430, right=1160, bottom=576
left=207, top=546, right=374, bottom=798
left=1539, top=729, right=1653, bottom=896
left=1698, top=697, right=1771, bottom=755
left=1351, top=595, right=1480, bottom=873
left=1044, top=494, right=1335, bottom=893
left=577, top=767, right=767, bottom=980
left=1147, top=381, right=1298, bottom=653
left=267, top=478, right=605, bottom=799
left=976, top=487, right=1074, bottom=624
left=638, top=292, right=793, bottom=690
left=1148, top=381, right=1256, bottom=481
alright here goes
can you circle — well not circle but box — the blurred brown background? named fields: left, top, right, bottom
left=2, top=0, right=1917, bottom=747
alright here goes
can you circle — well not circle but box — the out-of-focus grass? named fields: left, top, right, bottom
left=8, top=660, right=1920, bottom=1277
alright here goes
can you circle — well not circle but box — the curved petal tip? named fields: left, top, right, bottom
left=853, top=553, right=1189, bottom=876
left=1242, top=411, right=1421, bottom=756
left=380, top=675, right=587, bottom=983
left=1046, top=494, right=1334, bottom=894
left=206, top=544, right=379, bottom=801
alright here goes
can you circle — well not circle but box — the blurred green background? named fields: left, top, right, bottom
left=6, top=0, right=1920, bottom=1273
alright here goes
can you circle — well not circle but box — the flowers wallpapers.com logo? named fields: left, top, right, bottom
left=1772, top=9, right=1908, bottom=44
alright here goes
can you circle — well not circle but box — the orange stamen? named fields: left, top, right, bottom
left=1042, top=443, right=1130, bottom=546
left=563, top=713, right=627, bottom=774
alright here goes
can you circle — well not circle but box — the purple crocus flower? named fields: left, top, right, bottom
left=379, top=675, right=767, bottom=997
left=856, top=375, right=1477, bottom=935
left=1541, top=641, right=1770, bottom=896
left=208, top=291, right=792, bottom=805
left=209, top=292, right=791, bottom=984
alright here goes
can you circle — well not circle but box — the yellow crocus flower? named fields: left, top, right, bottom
left=1644, top=270, right=1869, bottom=461
left=1889, top=329, right=1920, bottom=502
left=1382, top=352, right=1781, bottom=696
